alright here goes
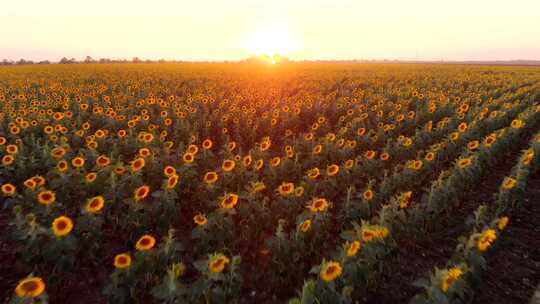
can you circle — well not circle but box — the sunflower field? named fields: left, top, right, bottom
left=1, top=63, right=540, bottom=303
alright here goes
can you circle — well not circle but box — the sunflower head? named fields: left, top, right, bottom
left=85, top=196, right=105, bottom=213
left=1, top=183, right=16, bottom=196
left=15, top=276, right=45, bottom=298
left=193, top=213, right=208, bottom=226
left=37, top=190, right=55, bottom=205
left=52, top=216, right=73, bottom=237
left=135, top=234, right=156, bottom=251
left=134, top=185, right=150, bottom=201
left=220, top=193, right=239, bottom=209
left=320, top=261, right=343, bottom=282
left=208, top=253, right=230, bottom=273
left=114, top=253, right=132, bottom=269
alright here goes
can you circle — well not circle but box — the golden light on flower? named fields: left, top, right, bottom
left=135, top=234, right=156, bottom=251
left=208, top=253, right=230, bottom=273
left=51, top=215, right=74, bottom=237
left=320, top=261, right=343, bottom=282
left=14, top=276, right=45, bottom=298
left=114, top=253, right=132, bottom=269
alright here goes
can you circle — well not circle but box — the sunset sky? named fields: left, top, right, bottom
left=1, top=0, right=540, bottom=62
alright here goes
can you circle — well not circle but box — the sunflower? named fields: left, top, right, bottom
left=511, top=119, right=524, bottom=129
left=408, top=160, right=423, bottom=170
left=32, top=175, right=46, bottom=186
left=220, top=193, right=239, bottom=209
left=203, top=171, right=219, bottom=185
left=294, top=186, right=305, bottom=197
left=135, top=234, right=156, bottom=251
left=300, top=219, right=312, bottom=232
left=320, top=261, right=343, bottom=282
left=277, top=182, right=294, bottom=196
left=167, top=175, right=179, bottom=189
left=364, top=150, right=376, bottom=160
left=312, top=144, right=323, bottom=155
left=327, top=164, right=339, bottom=177
left=139, top=148, right=152, bottom=158
left=114, top=166, right=127, bottom=175
left=71, top=156, right=85, bottom=168
left=24, top=178, right=37, bottom=190
left=227, top=141, right=237, bottom=152
left=498, top=216, right=509, bottom=230
left=1, top=183, right=16, bottom=196
left=457, top=122, right=468, bottom=133
left=14, top=276, right=45, bottom=298
left=85, top=172, right=97, bottom=183
left=134, top=185, right=150, bottom=201
left=6, top=144, right=18, bottom=154
left=131, top=158, right=145, bottom=172
left=441, top=267, right=463, bottom=292
left=194, top=213, right=208, bottom=226
left=37, top=190, right=55, bottom=205
left=52, top=216, right=74, bottom=237
left=202, top=139, right=213, bottom=150
left=450, top=132, right=460, bottom=141
left=363, top=189, right=374, bottom=201
left=425, top=152, right=435, bottom=162
left=307, top=168, right=321, bottom=180
left=187, top=144, right=199, bottom=154
left=259, top=140, right=271, bottom=152
left=483, top=134, right=496, bottom=147
left=222, top=160, right=235, bottom=172
left=182, top=152, right=195, bottom=164
left=502, top=177, right=517, bottom=190
left=344, top=159, right=355, bottom=169
left=51, top=147, right=66, bottom=159
left=208, top=254, right=230, bottom=273
left=96, top=155, right=111, bottom=167
left=114, top=253, right=132, bottom=269
left=477, top=229, right=497, bottom=251
left=399, top=191, right=413, bottom=209
left=467, top=140, right=480, bottom=151
left=457, top=158, right=472, bottom=169
left=307, top=198, right=330, bottom=213
left=56, top=160, right=68, bottom=172
left=241, top=155, right=252, bottom=168
left=270, top=157, right=281, bottom=167
left=380, top=152, right=390, bottom=161
left=163, top=165, right=176, bottom=177
left=346, top=240, right=361, bottom=257
left=255, top=159, right=264, bottom=171
left=2, top=155, right=15, bottom=166
left=85, top=196, right=105, bottom=213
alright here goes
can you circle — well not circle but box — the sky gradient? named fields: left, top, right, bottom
left=1, top=0, right=540, bottom=62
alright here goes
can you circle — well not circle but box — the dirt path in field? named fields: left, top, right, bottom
left=471, top=172, right=540, bottom=304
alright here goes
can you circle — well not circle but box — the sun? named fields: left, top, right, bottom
left=246, top=24, right=297, bottom=59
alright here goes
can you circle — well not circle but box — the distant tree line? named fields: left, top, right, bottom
left=0, top=56, right=184, bottom=66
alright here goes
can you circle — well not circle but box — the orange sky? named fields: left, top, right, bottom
left=1, top=0, right=539, bottom=61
